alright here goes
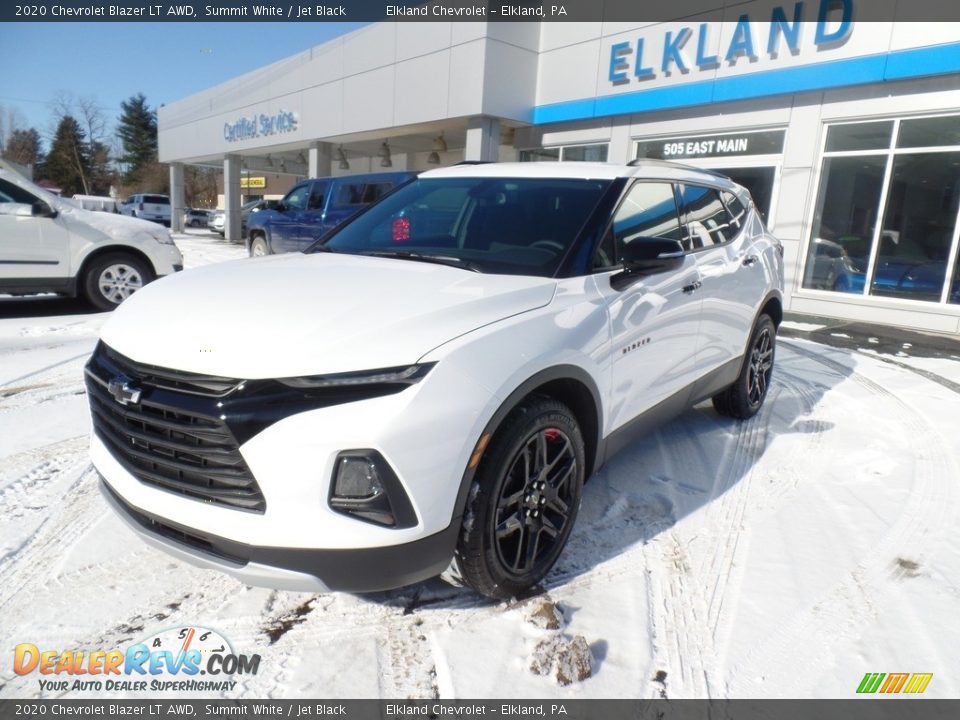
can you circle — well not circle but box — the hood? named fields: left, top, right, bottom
left=100, top=252, right=557, bottom=378
left=58, top=203, right=166, bottom=240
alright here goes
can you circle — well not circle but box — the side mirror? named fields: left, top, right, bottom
left=0, top=202, right=34, bottom=218
left=620, top=238, right=685, bottom=275
left=274, top=202, right=286, bottom=213
left=32, top=201, right=58, bottom=219
left=611, top=239, right=686, bottom=290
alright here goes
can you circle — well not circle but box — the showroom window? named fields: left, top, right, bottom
left=803, top=116, right=960, bottom=305
left=519, top=143, right=609, bottom=163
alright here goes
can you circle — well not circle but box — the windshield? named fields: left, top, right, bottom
left=315, top=177, right=612, bottom=277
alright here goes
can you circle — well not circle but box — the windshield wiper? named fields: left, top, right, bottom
left=358, top=250, right=482, bottom=273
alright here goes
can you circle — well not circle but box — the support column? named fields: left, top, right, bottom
left=224, top=154, right=242, bottom=245
left=464, top=117, right=501, bottom=162
left=308, top=142, right=333, bottom=177
left=169, top=162, right=185, bottom=233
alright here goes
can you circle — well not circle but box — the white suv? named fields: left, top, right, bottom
left=0, top=165, right=183, bottom=311
left=121, top=193, right=172, bottom=226
left=86, top=161, right=783, bottom=599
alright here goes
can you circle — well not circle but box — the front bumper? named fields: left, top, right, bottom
left=100, top=477, right=458, bottom=593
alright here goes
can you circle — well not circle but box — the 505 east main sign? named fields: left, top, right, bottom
left=608, top=0, right=854, bottom=86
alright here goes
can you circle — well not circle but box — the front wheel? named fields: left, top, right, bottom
left=712, top=314, right=776, bottom=419
left=250, top=236, right=270, bottom=257
left=83, top=253, right=154, bottom=312
left=454, top=396, right=585, bottom=600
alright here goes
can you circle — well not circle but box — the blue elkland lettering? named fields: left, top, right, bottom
left=696, top=23, right=719, bottom=68
left=768, top=2, right=804, bottom=55
left=635, top=38, right=655, bottom=79
left=725, top=15, right=757, bottom=63
left=609, top=41, right=630, bottom=83
left=815, top=0, right=853, bottom=46
left=661, top=28, right=691, bottom=73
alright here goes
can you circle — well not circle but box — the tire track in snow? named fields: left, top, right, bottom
left=727, top=341, right=958, bottom=696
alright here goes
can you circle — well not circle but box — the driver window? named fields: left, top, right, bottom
left=283, top=184, right=310, bottom=211
left=612, top=182, right=682, bottom=251
left=0, top=179, right=37, bottom=205
left=308, top=181, right=329, bottom=211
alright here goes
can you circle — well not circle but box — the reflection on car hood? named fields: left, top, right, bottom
left=59, top=204, right=163, bottom=239
left=100, top=252, right=557, bottom=378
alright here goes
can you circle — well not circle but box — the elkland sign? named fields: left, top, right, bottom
left=608, top=0, right=854, bottom=86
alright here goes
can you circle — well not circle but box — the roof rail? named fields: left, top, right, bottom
left=627, top=157, right=730, bottom=179
left=455, top=160, right=494, bottom=165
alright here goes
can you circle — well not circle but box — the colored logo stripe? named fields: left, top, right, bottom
left=857, top=672, right=932, bottom=694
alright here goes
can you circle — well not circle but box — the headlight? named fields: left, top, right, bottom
left=277, top=363, right=434, bottom=389
left=152, top=229, right=176, bottom=245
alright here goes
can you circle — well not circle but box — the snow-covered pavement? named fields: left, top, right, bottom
left=1, top=232, right=959, bottom=699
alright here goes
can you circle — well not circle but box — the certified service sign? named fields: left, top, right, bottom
left=224, top=109, right=298, bottom=143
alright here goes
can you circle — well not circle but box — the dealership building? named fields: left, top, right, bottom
left=158, top=6, right=960, bottom=334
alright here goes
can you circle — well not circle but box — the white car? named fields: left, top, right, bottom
left=86, top=161, right=784, bottom=599
left=121, top=193, right=172, bottom=226
left=0, top=164, right=183, bottom=311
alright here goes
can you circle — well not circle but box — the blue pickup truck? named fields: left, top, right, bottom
left=246, top=171, right=416, bottom=256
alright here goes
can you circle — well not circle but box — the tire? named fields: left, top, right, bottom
left=250, top=236, right=270, bottom=257
left=82, top=253, right=154, bottom=312
left=712, top=314, right=776, bottom=419
left=454, top=396, right=585, bottom=600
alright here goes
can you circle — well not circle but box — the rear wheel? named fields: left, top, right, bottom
left=454, top=396, right=585, bottom=599
left=83, top=253, right=154, bottom=312
left=712, top=314, right=776, bottom=419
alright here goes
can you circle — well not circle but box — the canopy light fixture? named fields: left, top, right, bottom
left=378, top=141, right=392, bottom=168
left=432, top=133, right=448, bottom=153
left=337, top=145, right=350, bottom=170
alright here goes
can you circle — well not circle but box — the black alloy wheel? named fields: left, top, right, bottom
left=455, top=396, right=585, bottom=599
left=712, top=313, right=777, bottom=419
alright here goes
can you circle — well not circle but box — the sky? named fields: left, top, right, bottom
left=0, top=22, right=364, bottom=146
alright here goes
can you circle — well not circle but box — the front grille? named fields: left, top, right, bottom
left=86, top=343, right=266, bottom=513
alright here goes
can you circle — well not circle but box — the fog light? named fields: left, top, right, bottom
left=329, top=451, right=417, bottom=529
left=335, top=457, right=384, bottom=499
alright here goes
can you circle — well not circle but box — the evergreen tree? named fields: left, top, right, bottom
left=2, top=127, right=43, bottom=167
left=117, top=93, right=158, bottom=183
left=44, top=115, right=91, bottom=196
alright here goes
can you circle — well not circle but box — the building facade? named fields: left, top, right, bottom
left=158, top=7, right=960, bottom=333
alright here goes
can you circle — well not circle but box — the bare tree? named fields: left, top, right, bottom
left=0, top=104, right=27, bottom=153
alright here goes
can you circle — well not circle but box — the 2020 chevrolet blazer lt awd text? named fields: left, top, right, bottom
left=85, top=161, right=784, bottom=599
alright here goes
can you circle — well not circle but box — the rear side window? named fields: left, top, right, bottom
left=308, top=181, right=329, bottom=211
left=676, top=184, right=737, bottom=250
left=722, top=191, right=748, bottom=232
left=143, top=195, right=169, bottom=205
left=333, top=181, right=395, bottom=208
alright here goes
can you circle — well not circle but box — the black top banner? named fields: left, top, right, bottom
left=3, top=0, right=960, bottom=23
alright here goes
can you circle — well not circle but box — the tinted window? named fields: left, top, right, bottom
left=0, top=179, right=37, bottom=205
left=334, top=182, right=364, bottom=207
left=677, top=184, right=737, bottom=249
left=612, top=182, right=682, bottom=251
left=362, top=182, right=393, bottom=203
left=143, top=195, right=169, bottom=205
left=308, top=181, right=329, bottom=211
left=722, top=191, right=748, bottom=232
left=283, top=183, right=311, bottom=211
left=320, top=177, right=611, bottom=277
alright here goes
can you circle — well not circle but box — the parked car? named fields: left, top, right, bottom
left=208, top=210, right=225, bottom=235
left=121, top=193, right=171, bottom=226
left=85, top=161, right=783, bottom=599
left=246, top=171, right=416, bottom=256
left=0, top=163, right=182, bottom=311
left=184, top=208, right=212, bottom=227
left=72, top=194, right=121, bottom=214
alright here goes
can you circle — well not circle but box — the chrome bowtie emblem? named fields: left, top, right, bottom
left=107, top=375, right=142, bottom=405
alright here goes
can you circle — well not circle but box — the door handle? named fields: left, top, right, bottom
left=682, top=280, right=702, bottom=294
left=742, top=254, right=759, bottom=267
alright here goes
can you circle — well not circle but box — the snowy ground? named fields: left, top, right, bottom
left=1, top=231, right=959, bottom=699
